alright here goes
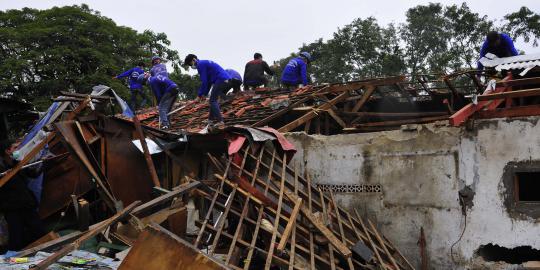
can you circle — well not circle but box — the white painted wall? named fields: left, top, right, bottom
left=285, top=117, right=540, bottom=269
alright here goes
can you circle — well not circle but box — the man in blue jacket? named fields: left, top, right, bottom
left=184, top=54, right=232, bottom=129
left=113, top=62, right=148, bottom=110
left=225, top=69, right=242, bottom=93
left=477, top=31, right=519, bottom=71
left=281, top=52, right=311, bottom=89
left=138, top=73, right=178, bottom=129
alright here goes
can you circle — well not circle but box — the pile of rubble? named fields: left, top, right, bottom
left=3, top=67, right=540, bottom=269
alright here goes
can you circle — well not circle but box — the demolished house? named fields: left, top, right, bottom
left=1, top=60, right=540, bottom=269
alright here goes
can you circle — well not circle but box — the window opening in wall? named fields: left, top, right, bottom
left=515, top=172, right=540, bottom=202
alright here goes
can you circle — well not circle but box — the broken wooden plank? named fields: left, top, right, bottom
left=131, top=181, right=200, bottom=216
left=264, top=153, right=287, bottom=269
left=354, top=209, right=387, bottom=270
left=283, top=191, right=352, bottom=258
left=279, top=91, right=350, bottom=132
left=209, top=186, right=237, bottom=255
left=277, top=197, right=302, bottom=252
left=476, top=87, right=540, bottom=101
left=341, top=111, right=448, bottom=117
left=31, top=201, right=140, bottom=270
left=194, top=159, right=231, bottom=247
left=330, top=190, right=355, bottom=270
left=326, top=109, right=347, bottom=128
left=243, top=149, right=276, bottom=270
left=368, top=219, right=400, bottom=270
left=351, top=85, right=376, bottom=112
left=132, top=114, right=161, bottom=187
left=355, top=115, right=449, bottom=128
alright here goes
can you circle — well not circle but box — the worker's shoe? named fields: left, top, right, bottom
left=161, top=125, right=170, bottom=130
left=212, top=121, right=225, bottom=130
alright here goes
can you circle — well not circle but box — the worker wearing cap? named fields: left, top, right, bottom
left=184, top=54, right=232, bottom=130
left=137, top=73, right=178, bottom=129
left=477, top=31, right=519, bottom=71
left=0, top=140, right=45, bottom=252
left=113, top=62, right=148, bottom=110
left=243, top=53, right=274, bottom=89
left=150, top=56, right=169, bottom=77
left=225, top=69, right=243, bottom=93
left=281, top=52, right=311, bottom=89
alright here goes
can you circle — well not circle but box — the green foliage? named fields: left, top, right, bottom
left=169, top=71, right=201, bottom=100
left=275, top=3, right=540, bottom=83
left=503, top=7, right=540, bottom=46
left=0, top=4, right=189, bottom=110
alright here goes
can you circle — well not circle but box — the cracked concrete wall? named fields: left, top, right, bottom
left=284, top=117, right=540, bottom=269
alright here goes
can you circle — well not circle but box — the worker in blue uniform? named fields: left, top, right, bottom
left=225, top=69, right=242, bottom=93
left=113, top=62, right=148, bottom=110
left=281, top=52, right=311, bottom=89
left=150, top=56, right=169, bottom=77
left=477, top=31, right=519, bottom=71
left=137, top=73, right=178, bottom=129
left=184, top=54, right=232, bottom=129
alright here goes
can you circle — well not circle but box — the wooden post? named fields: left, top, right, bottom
left=132, top=115, right=161, bottom=187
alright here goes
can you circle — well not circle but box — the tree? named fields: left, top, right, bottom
left=0, top=4, right=189, bottom=110
left=273, top=17, right=405, bottom=84
left=503, top=7, right=540, bottom=47
left=274, top=2, right=540, bottom=84
left=443, top=3, right=493, bottom=70
left=169, top=72, right=200, bottom=100
left=401, top=3, right=449, bottom=75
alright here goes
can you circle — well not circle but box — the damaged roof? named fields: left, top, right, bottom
left=121, top=73, right=484, bottom=134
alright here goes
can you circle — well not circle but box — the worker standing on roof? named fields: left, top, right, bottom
left=243, top=53, right=274, bottom=89
left=137, top=73, right=178, bottom=130
left=225, top=69, right=243, bottom=93
left=184, top=54, right=232, bottom=130
left=281, top=52, right=311, bottom=89
left=0, top=140, right=46, bottom=254
left=113, top=62, right=148, bottom=111
left=150, top=56, right=169, bottom=77
left=477, top=31, right=519, bottom=71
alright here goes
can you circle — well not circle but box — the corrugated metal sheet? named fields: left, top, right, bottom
left=495, top=59, right=540, bottom=71
left=479, top=53, right=540, bottom=71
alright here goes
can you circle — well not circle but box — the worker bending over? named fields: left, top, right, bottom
left=137, top=73, right=178, bottom=129
left=243, top=53, right=274, bottom=89
left=281, top=52, right=311, bottom=89
left=225, top=69, right=243, bottom=93
left=113, top=62, right=148, bottom=110
left=477, top=31, right=519, bottom=71
left=184, top=54, right=232, bottom=130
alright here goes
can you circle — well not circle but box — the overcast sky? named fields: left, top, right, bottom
left=1, top=0, right=539, bottom=74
